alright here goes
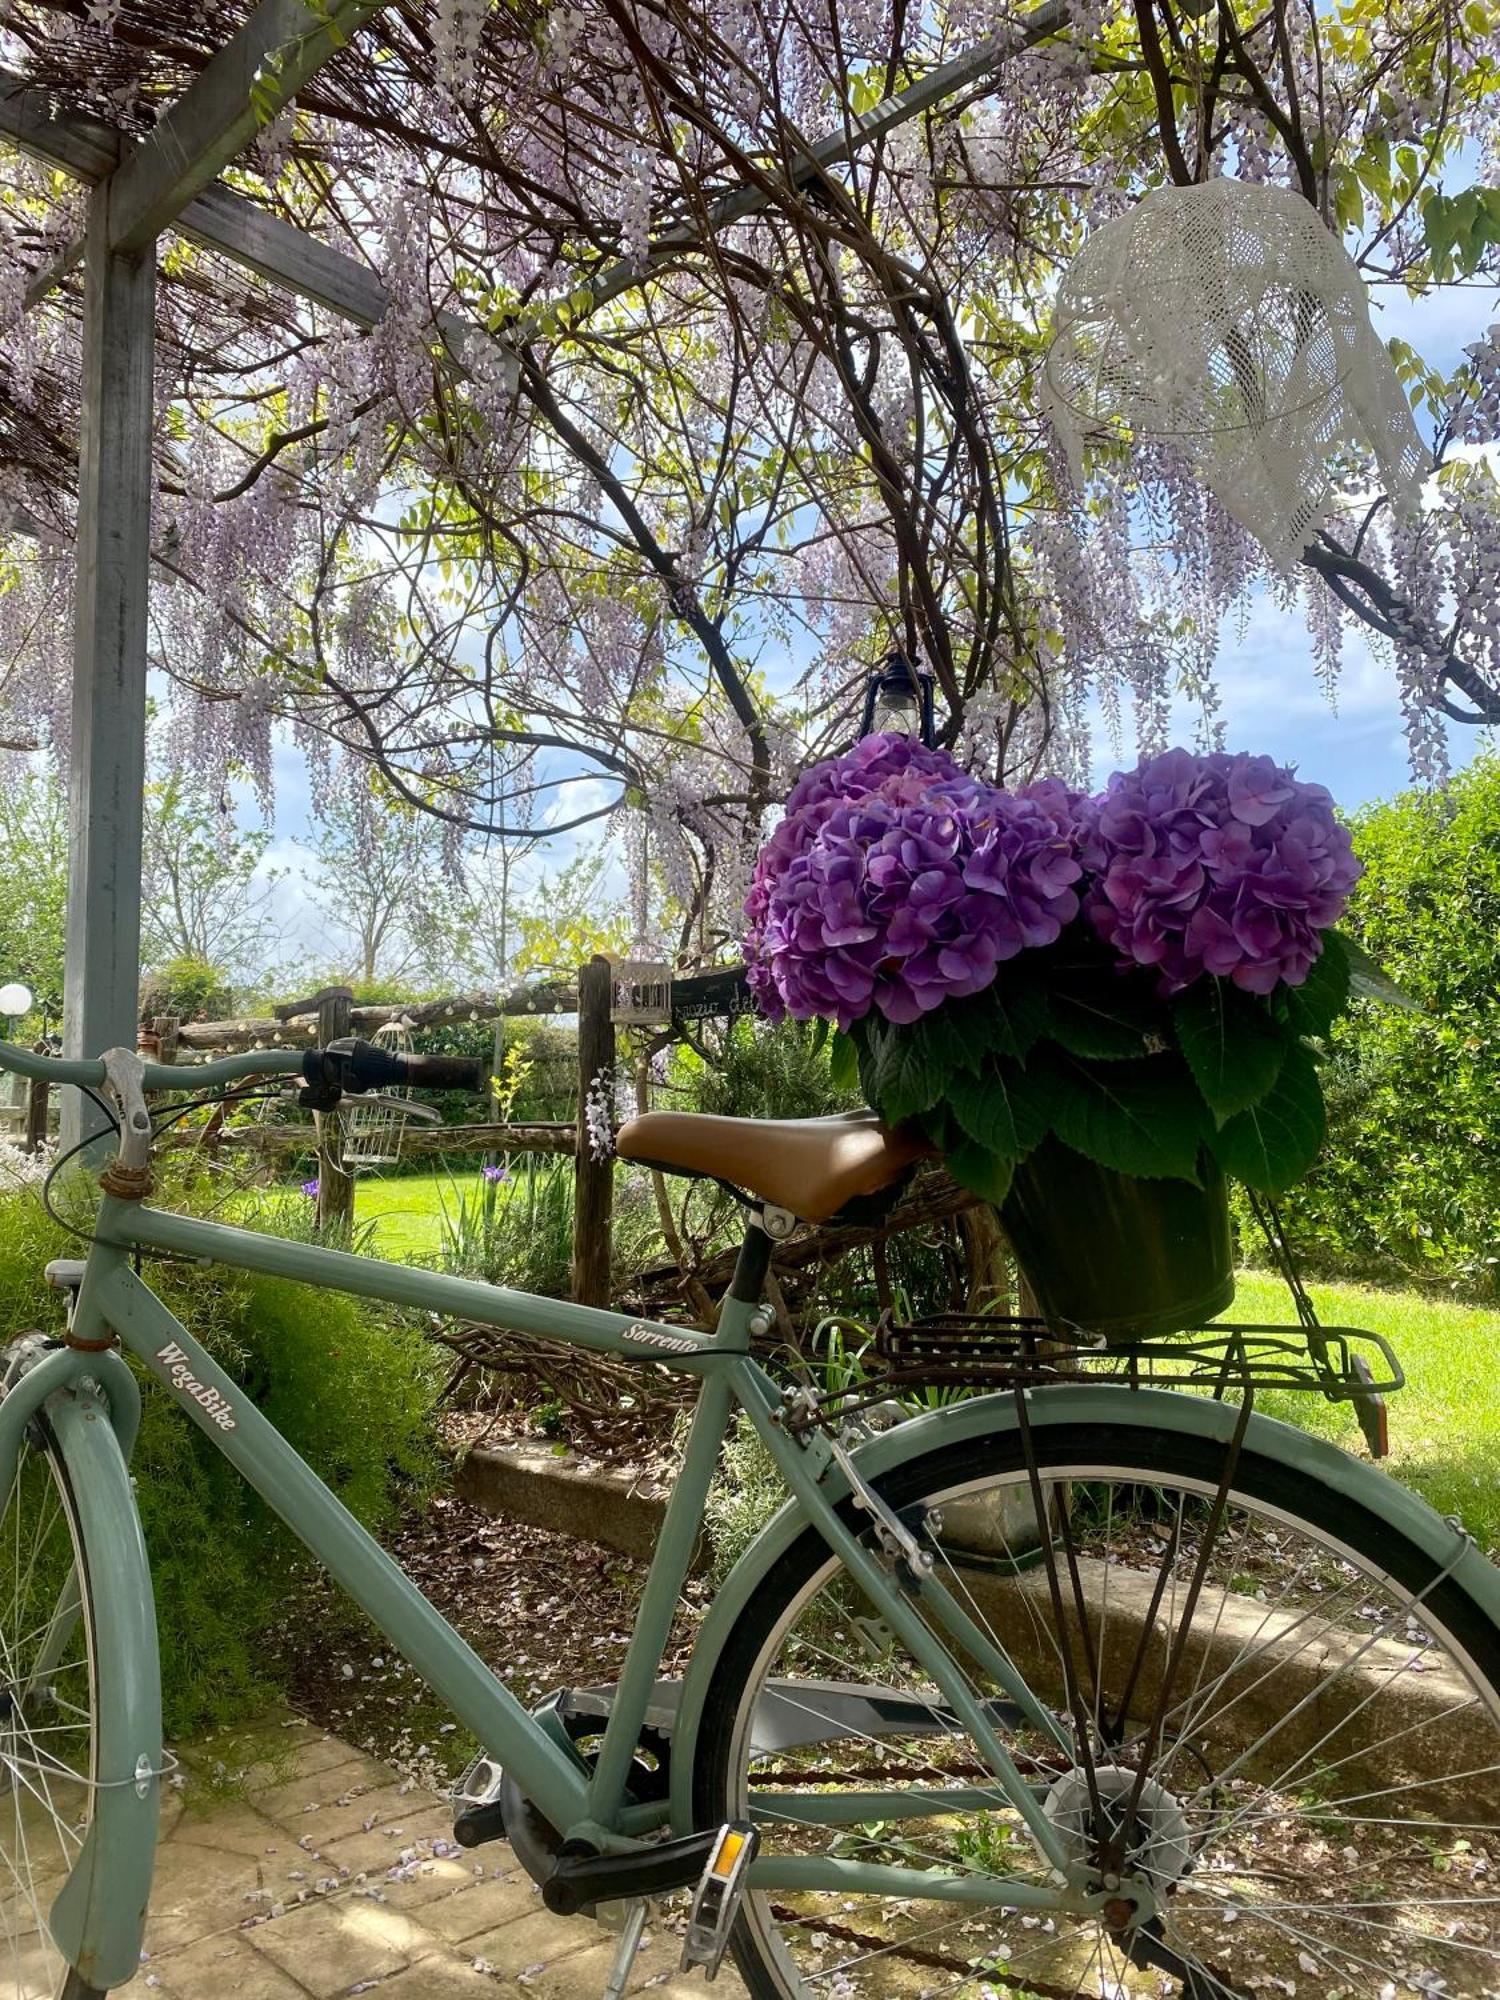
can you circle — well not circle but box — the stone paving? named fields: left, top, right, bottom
left=131, top=1719, right=747, bottom=2000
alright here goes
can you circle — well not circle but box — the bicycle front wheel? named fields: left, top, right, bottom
left=694, top=1421, right=1500, bottom=1999
left=0, top=1407, right=105, bottom=2000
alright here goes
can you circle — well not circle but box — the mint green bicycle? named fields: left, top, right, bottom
left=2, top=1035, right=1498, bottom=2000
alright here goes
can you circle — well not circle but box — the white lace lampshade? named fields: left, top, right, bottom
left=1042, top=178, right=1429, bottom=571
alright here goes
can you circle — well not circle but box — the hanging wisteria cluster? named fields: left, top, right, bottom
left=0, top=0, right=1499, bottom=960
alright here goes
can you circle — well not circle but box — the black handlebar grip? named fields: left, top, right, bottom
left=397, top=1053, right=488, bottom=1092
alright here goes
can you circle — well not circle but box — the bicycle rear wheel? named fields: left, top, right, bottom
left=694, top=1421, right=1500, bottom=1999
left=0, top=1406, right=105, bottom=2000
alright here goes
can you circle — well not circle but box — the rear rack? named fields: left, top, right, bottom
left=789, top=1315, right=1403, bottom=1459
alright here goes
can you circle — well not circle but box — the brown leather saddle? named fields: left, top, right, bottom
left=614, top=1110, right=933, bottom=1224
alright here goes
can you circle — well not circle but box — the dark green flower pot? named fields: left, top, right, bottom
left=999, top=1138, right=1234, bottom=1341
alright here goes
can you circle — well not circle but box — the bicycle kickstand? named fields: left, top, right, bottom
left=600, top=1898, right=649, bottom=2000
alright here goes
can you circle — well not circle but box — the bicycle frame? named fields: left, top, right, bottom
left=54, top=1190, right=1079, bottom=1884
left=18, top=1181, right=1500, bottom=1989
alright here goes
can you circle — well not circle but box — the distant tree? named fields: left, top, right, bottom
left=511, top=846, right=635, bottom=979
left=140, top=772, right=285, bottom=992
left=0, top=772, right=67, bottom=1027
left=309, top=785, right=470, bottom=991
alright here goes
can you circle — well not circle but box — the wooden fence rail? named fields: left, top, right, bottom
left=170, top=978, right=580, bottom=1052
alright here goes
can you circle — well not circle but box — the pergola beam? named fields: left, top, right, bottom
left=0, top=76, right=119, bottom=179
left=0, top=71, right=486, bottom=355
left=105, top=0, right=389, bottom=254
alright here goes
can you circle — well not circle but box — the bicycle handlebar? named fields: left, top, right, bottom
left=0, top=1037, right=488, bottom=1098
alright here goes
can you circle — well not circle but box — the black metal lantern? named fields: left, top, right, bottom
left=858, top=650, right=936, bottom=747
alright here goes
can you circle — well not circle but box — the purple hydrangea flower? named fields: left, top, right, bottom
left=744, top=735, right=1090, bottom=1030
left=1081, top=747, right=1362, bottom=995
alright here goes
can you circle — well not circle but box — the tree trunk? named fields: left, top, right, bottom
left=571, top=955, right=615, bottom=1307
left=315, top=989, right=356, bottom=1237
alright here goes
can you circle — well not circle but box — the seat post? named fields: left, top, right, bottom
left=727, top=1219, right=775, bottom=1307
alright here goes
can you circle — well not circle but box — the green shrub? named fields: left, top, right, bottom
left=138, top=954, right=233, bottom=1023
left=0, top=1181, right=441, bottom=1739
left=702, top=1414, right=786, bottom=1583
left=1276, top=756, right=1500, bottom=1296
left=681, top=1014, right=859, bottom=1122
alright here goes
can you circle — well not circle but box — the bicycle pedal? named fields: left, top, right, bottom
left=679, top=1822, right=758, bottom=1980
left=451, top=1752, right=508, bottom=1848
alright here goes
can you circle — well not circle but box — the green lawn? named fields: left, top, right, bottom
left=349, top=1171, right=478, bottom=1258
left=1229, top=1272, right=1500, bottom=1552
left=235, top=1170, right=498, bottom=1259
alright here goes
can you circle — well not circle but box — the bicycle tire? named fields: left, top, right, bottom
left=693, top=1420, right=1500, bottom=1999
left=0, top=1404, right=107, bottom=2000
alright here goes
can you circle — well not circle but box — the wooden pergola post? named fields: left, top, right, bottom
left=58, top=185, right=155, bottom=1154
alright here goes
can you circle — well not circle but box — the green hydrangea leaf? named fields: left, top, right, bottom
left=1209, top=1041, right=1327, bottom=1192
left=939, top=972, right=1050, bottom=1066
left=1283, top=930, right=1352, bottom=1039
left=946, top=1059, right=1050, bottom=1163
left=828, top=1028, right=859, bottom=1091
left=861, top=1016, right=948, bottom=1125
left=1173, top=979, right=1287, bottom=1120
left=1036, top=1048, right=1207, bottom=1184
left=943, top=1137, right=1015, bottom=1205
left=912, top=1002, right=989, bottom=1081
left=1044, top=974, right=1159, bottom=1061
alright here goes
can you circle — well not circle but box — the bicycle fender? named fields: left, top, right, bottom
left=0, top=1341, right=142, bottom=1499
left=38, top=1376, right=163, bottom=1990
left=668, top=1384, right=1500, bottom=1831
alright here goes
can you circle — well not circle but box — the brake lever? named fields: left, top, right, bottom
left=356, top=1093, right=442, bottom=1125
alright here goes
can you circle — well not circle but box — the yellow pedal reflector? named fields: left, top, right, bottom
left=712, top=1830, right=746, bottom=1879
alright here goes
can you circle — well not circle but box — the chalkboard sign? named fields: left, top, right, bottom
left=671, top=966, right=753, bottom=1022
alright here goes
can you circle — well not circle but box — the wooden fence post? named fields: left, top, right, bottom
left=572, top=956, right=615, bottom=1307
left=315, top=988, right=356, bottom=1237
left=153, top=1014, right=180, bottom=1067
left=23, top=1076, right=49, bottom=1156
